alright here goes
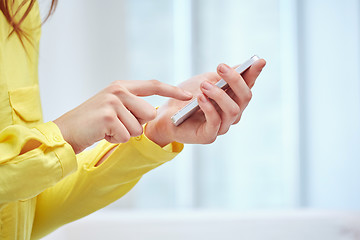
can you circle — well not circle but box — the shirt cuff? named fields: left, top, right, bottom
left=85, top=132, right=184, bottom=172
left=132, top=132, right=184, bottom=163
left=34, top=121, right=77, bottom=178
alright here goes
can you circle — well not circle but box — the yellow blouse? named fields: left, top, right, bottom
left=0, top=2, right=183, bottom=239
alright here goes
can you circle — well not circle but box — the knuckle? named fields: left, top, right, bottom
left=107, top=82, right=127, bottom=96
left=212, top=85, right=223, bottom=95
left=233, top=118, right=240, bottom=125
left=121, top=134, right=131, bottom=143
left=209, top=86, right=227, bottom=101
left=111, top=80, right=127, bottom=88
left=218, top=128, right=229, bottom=136
left=228, top=105, right=240, bottom=118
left=131, top=125, right=143, bottom=137
left=115, top=131, right=131, bottom=143
left=111, top=80, right=123, bottom=85
left=201, top=130, right=218, bottom=144
left=225, top=76, right=236, bottom=84
left=150, top=108, right=157, bottom=119
left=148, top=79, right=162, bottom=94
left=102, top=110, right=115, bottom=124
left=244, top=90, right=253, bottom=101
left=148, top=79, right=161, bottom=86
left=205, top=135, right=217, bottom=144
left=104, top=94, right=119, bottom=106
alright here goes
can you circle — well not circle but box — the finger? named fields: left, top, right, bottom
left=108, top=86, right=157, bottom=123
left=224, top=93, right=250, bottom=127
left=240, top=59, right=266, bottom=88
left=120, top=94, right=158, bottom=123
left=104, top=116, right=131, bottom=143
left=197, top=94, right=221, bottom=144
left=233, top=112, right=242, bottom=125
left=200, top=81, right=240, bottom=135
left=138, top=118, right=148, bottom=125
left=217, top=63, right=253, bottom=111
left=225, top=90, right=243, bottom=125
left=114, top=102, right=144, bottom=137
left=120, top=80, right=193, bottom=100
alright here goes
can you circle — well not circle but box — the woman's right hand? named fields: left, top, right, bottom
left=53, top=80, right=192, bottom=154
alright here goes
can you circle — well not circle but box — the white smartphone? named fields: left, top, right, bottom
left=171, top=55, right=261, bottom=126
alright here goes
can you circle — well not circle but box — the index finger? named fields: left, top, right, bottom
left=124, top=80, right=193, bottom=100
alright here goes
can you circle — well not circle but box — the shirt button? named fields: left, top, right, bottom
left=135, top=136, right=142, bottom=141
left=53, top=135, right=62, bottom=142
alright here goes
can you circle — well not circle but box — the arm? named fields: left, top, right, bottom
left=29, top=79, right=189, bottom=239
left=31, top=133, right=183, bottom=239
left=0, top=122, right=76, bottom=206
left=31, top=61, right=265, bottom=238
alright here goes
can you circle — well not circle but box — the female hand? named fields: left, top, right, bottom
left=53, top=80, right=193, bottom=154
left=145, top=59, right=266, bottom=147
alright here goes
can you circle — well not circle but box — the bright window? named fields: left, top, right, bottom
left=39, top=0, right=360, bottom=211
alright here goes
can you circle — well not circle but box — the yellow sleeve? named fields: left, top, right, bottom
left=31, top=133, right=183, bottom=239
left=0, top=121, right=77, bottom=205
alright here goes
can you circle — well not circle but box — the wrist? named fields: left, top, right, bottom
left=53, top=118, right=82, bottom=154
left=145, top=119, right=172, bottom=148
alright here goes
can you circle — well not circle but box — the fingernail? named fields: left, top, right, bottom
left=218, top=63, right=230, bottom=74
left=201, top=81, right=213, bottom=91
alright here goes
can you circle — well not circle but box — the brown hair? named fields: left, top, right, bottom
left=0, top=0, right=58, bottom=46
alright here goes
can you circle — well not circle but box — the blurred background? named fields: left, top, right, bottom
left=38, top=0, right=360, bottom=239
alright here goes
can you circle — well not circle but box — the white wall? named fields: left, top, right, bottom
left=37, top=0, right=360, bottom=239
left=39, top=0, right=129, bottom=123
left=301, top=0, right=360, bottom=209
left=38, top=0, right=360, bottom=218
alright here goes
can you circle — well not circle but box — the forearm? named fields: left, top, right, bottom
left=32, top=135, right=183, bottom=239
left=0, top=122, right=77, bottom=204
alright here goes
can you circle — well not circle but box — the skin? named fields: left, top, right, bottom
left=53, top=80, right=193, bottom=154
left=95, top=59, right=266, bottom=166
left=20, top=60, right=266, bottom=167
left=145, top=60, right=266, bottom=147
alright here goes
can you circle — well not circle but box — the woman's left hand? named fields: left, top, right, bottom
left=145, top=59, right=266, bottom=147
